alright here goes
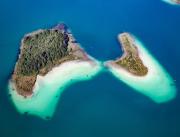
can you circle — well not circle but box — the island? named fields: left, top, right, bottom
left=8, top=24, right=102, bottom=119
left=105, top=32, right=176, bottom=103
left=114, top=33, right=148, bottom=76
left=162, top=0, right=180, bottom=5
left=11, top=23, right=92, bottom=97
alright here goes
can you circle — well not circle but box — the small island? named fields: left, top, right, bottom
left=114, top=33, right=148, bottom=76
left=9, top=24, right=102, bottom=119
left=105, top=32, right=176, bottom=103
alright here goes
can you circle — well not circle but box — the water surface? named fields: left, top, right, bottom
left=0, top=0, right=180, bottom=137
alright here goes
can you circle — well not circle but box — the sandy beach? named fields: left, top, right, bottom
left=105, top=34, right=176, bottom=103
left=9, top=59, right=102, bottom=119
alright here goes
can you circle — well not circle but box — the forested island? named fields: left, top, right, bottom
left=105, top=32, right=176, bottom=103
left=11, top=24, right=90, bottom=97
left=114, top=33, right=148, bottom=76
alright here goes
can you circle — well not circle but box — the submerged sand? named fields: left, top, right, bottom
left=9, top=59, right=102, bottom=119
left=105, top=34, right=176, bottom=103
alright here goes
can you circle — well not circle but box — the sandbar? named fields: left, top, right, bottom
left=105, top=33, right=176, bottom=103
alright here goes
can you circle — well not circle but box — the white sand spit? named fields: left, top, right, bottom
left=105, top=34, right=176, bottom=103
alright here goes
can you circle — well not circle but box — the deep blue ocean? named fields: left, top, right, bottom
left=0, top=0, right=180, bottom=137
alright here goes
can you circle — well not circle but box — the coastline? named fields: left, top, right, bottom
left=11, top=23, right=95, bottom=97
left=114, top=33, right=148, bottom=76
left=105, top=33, right=176, bottom=103
left=162, top=0, right=180, bottom=5
left=9, top=58, right=102, bottom=119
left=8, top=23, right=103, bottom=119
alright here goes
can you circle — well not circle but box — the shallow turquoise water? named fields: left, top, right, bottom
left=0, top=0, right=180, bottom=137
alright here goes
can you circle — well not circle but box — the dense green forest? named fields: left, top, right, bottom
left=16, top=29, right=69, bottom=76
